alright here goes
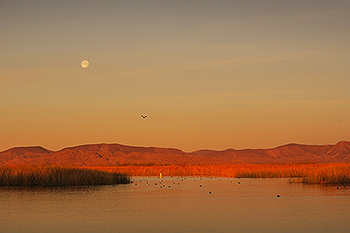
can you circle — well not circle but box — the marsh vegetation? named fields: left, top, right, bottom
left=1, top=163, right=349, bottom=186
left=93, top=163, right=350, bottom=185
left=0, top=165, right=130, bottom=186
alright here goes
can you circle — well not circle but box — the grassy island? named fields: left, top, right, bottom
left=0, top=166, right=130, bottom=186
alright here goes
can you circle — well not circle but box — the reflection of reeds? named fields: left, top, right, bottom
left=92, top=163, right=350, bottom=185
left=0, top=166, right=130, bottom=186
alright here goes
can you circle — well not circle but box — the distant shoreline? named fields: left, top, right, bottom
left=1, top=163, right=349, bottom=186
left=1, top=141, right=350, bottom=166
left=91, top=163, right=350, bottom=185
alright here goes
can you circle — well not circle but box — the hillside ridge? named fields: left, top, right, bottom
left=1, top=141, right=349, bottom=166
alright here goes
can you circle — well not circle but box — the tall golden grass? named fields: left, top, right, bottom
left=2, top=164, right=349, bottom=186
left=91, top=163, right=350, bottom=185
left=0, top=165, right=130, bottom=186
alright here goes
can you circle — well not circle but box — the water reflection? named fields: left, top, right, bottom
left=1, top=177, right=350, bottom=233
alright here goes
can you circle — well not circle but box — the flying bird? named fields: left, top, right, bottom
left=141, top=115, right=147, bottom=119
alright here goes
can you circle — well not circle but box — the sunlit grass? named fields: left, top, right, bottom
left=0, top=165, right=130, bottom=186
left=2, top=164, right=349, bottom=186
left=92, top=163, right=350, bottom=185
left=298, top=164, right=350, bottom=184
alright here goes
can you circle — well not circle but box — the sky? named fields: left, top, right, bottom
left=1, top=0, right=350, bottom=152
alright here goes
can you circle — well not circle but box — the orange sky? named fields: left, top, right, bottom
left=1, top=1, right=349, bottom=152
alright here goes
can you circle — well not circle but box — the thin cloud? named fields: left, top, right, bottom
left=89, top=52, right=313, bottom=81
left=252, top=99, right=350, bottom=105
left=186, top=50, right=318, bottom=71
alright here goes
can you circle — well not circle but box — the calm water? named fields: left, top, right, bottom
left=1, top=177, right=350, bottom=233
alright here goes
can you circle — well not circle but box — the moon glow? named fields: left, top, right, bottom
left=81, top=60, right=90, bottom=69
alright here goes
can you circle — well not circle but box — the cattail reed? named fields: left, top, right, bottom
left=0, top=165, right=130, bottom=186
left=92, top=163, right=350, bottom=185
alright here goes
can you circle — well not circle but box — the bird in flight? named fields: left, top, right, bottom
left=141, top=115, right=147, bottom=119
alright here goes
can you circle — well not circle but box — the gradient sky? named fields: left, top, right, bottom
left=1, top=0, right=350, bottom=152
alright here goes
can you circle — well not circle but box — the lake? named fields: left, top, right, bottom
left=1, top=177, right=350, bottom=233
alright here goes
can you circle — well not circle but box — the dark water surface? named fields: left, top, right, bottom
left=1, top=177, right=350, bottom=233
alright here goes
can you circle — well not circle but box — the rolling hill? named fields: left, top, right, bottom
left=1, top=141, right=350, bottom=166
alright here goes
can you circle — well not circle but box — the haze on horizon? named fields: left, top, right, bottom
left=1, top=0, right=349, bottom=152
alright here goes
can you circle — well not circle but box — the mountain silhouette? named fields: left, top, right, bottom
left=1, top=141, right=350, bottom=166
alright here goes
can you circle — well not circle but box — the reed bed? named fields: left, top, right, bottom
left=298, top=163, right=350, bottom=184
left=0, top=166, right=130, bottom=186
left=2, top=164, right=348, bottom=186
left=91, top=163, right=350, bottom=185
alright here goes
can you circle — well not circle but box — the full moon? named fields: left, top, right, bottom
left=80, top=59, right=90, bottom=69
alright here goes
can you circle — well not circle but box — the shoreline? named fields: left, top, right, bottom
left=1, top=163, right=349, bottom=186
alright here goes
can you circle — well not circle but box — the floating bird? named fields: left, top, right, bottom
left=141, top=115, right=147, bottom=119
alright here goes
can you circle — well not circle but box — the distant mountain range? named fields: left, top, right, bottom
left=1, top=141, right=350, bottom=166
